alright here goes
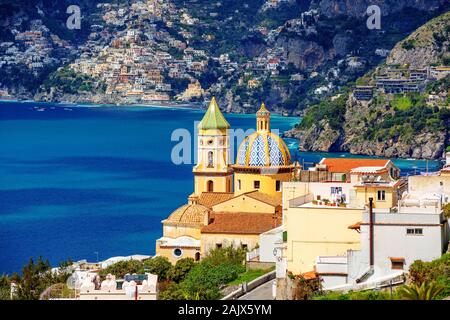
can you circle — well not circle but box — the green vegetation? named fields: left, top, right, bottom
left=166, top=258, right=195, bottom=283
left=397, top=281, right=444, bottom=300
left=314, top=253, right=450, bottom=300
left=365, top=96, right=448, bottom=143
left=42, top=66, right=106, bottom=94
left=298, top=93, right=348, bottom=130
left=228, top=267, right=274, bottom=286
left=143, top=256, right=173, bottom=281
left=391, top=95, right=413, bottom=110
left=401, top=39, right=417, bottom=50
left=159, top=246, right=247, bottom=300
left=314, top=289, right=395, bottom=300
left=0, top=256, right=73, bottom=300
left=444, top=203, right=450, bottom=219
left=98, top=259, right=144, bottom=279
left=408, top=253, right=450, bottom=299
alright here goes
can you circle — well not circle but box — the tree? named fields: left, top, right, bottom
left=443, top=203, right=450, bottom=219
left=98, top=260, right=144, bottom=279
left=143, top=256, right=172, bottom=281
left=167, top=258, right=195, bottom=283
left=397, top=281, right=444, bottom=300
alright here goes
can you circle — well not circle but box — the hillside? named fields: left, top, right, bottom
left=286, top=11, right=450, bottom=160
left=387, top=11, right=450, bottom=68
left=0, top=0, right=449, bottom=114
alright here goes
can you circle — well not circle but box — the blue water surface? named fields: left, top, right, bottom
left=0, top=101, right=441, bottom=274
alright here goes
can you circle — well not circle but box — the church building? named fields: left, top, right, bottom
left=156, top=97, right=296, bottom=264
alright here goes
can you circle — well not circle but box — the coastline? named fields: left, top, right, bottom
left=0, top=98, right=202, bottom=110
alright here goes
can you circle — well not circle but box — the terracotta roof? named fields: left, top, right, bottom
left=244, top=191, right=281, bottom=207
left=389, top=257, right=405, bottom=262
left=201, top=212, right=281, bottom=234
left=198, top=192, right=234, bottom=208
left=164, top=203, right=209, bottom=226
left=348, top=222, right=362, bottom=230
left=319, top=158, right=390, bottom=173
left=302, top=271, right=318, bottom=280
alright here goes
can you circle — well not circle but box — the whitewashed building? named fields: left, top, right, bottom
left=316, top=179, right=449, bottom=291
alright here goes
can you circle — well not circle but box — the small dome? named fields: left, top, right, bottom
left=236, top=132, right=291, bottom=167
left=165, top=203, right=209, bottom=225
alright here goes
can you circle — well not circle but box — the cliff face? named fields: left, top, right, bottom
left=287, top=95, right=447, bottom=159
left=286, top=10, right=449, bottom=160
left=387, top=11, right=450, bottom=68
left=318, top=0, right=447, bottom=18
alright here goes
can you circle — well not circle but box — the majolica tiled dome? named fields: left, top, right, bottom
left=236, top=132, right=291, bottom=167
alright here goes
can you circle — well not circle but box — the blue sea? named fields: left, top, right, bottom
left=0, top=101, right=442, bottom=274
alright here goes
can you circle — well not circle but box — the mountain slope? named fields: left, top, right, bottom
left=387, top=11, right=450, bottom=68
left=1, top=0, right=449, bottom=114
left=286, top=11, right=450, bottom=160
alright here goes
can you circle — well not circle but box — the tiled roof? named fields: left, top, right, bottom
left=165, top=203, right=209, bottom=225
left=244, top=191, right=281, bottom=207
left=320, top=158, right=390, bottom=173
left=198, top=97, right=230, bottom=130
left=198, top=192, right=234, bottom=208
left=201, top=212, right=281, bottom=234
left=302, top=271, right=318, bottom=280
left=348, top=221, right=362, bottom=230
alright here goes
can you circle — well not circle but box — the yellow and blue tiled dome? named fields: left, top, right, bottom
left=236, top=103, right=292, bottom=167
left=236, top=132, right=291, bottom=167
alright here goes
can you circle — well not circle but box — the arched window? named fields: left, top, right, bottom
left=207, top=180, right=214, bottom=192
left=195, top=252, right=201, bottom=261
left=207, top=151, right=214, bottom=168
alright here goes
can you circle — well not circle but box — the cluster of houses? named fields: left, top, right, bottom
left=70, top=1, right=210, bottom=103
left=274, top=156, right=449, bottom=297
left=65, top=0, right=302, bottom=104
left=353, top=65, right=450, bottom=102
left=152, top=98, right=450, bottom=299
left=0, top=19, right=74, bottom=79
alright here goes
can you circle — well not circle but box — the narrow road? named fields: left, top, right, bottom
left=238, top=279, right=275, bottom=300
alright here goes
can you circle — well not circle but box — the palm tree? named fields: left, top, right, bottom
left=398, top=281, right=444, bottom=300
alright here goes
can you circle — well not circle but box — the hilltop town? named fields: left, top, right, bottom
left=0, top=0, right=448, bottom=114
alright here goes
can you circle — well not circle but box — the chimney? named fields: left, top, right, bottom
left=369, top=197, right=374, bottom=267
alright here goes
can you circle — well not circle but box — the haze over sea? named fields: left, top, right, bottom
left=0, top=101, right=442, bottom=274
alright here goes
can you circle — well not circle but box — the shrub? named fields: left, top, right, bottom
left=408, top=253, right=450, bottom=299
left=98, top=260, right=144, bottom=279
left=167, top=258, right=195, bottom=283
left=397, top=281, right=444, bottom=300
left=143, top=256, right=172, bottom=281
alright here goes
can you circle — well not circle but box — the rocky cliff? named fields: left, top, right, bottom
left=285, top=11, right=449, bottom=160
left=387, top=11, right=450, bottom=68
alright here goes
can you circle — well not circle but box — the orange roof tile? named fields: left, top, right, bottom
left=244, top=191, right=281, bottom=207
left=201, top=212, right=281, bottom=234
left=302, top=271, right=318, bottom=280
left=348, top=221, right=362, bottom=230
left=320, top=158, right=390, bottom=173
left=198, top=192, right=234, bottom=208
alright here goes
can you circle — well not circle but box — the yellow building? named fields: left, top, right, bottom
left=282, top=158, right=405, bottom=275
left=232, top=103, right=294, bottom=199
left=156, top=98, right=294, bottom=263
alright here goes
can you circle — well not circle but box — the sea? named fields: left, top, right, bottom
left=0, top=100, right=443, bottom=274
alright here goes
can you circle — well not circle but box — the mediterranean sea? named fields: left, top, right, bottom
left=0, top=101, right=442, bottom=274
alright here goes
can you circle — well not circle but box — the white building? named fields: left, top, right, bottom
left=79, top=273, right=158, bottom=300
left=316, top=183, right=449, bottom=291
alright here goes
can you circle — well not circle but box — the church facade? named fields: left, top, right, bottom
left=155, top=97, right=296, bottom=264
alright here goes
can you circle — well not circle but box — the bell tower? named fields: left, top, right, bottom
left=193, top=97, right=233, bottom=195
left=256, top=102, right=270, bottom=132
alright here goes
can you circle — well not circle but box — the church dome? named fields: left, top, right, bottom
left=236, top=131, right=291, bottom=167
left=165, top=203, right=209, bottom=226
